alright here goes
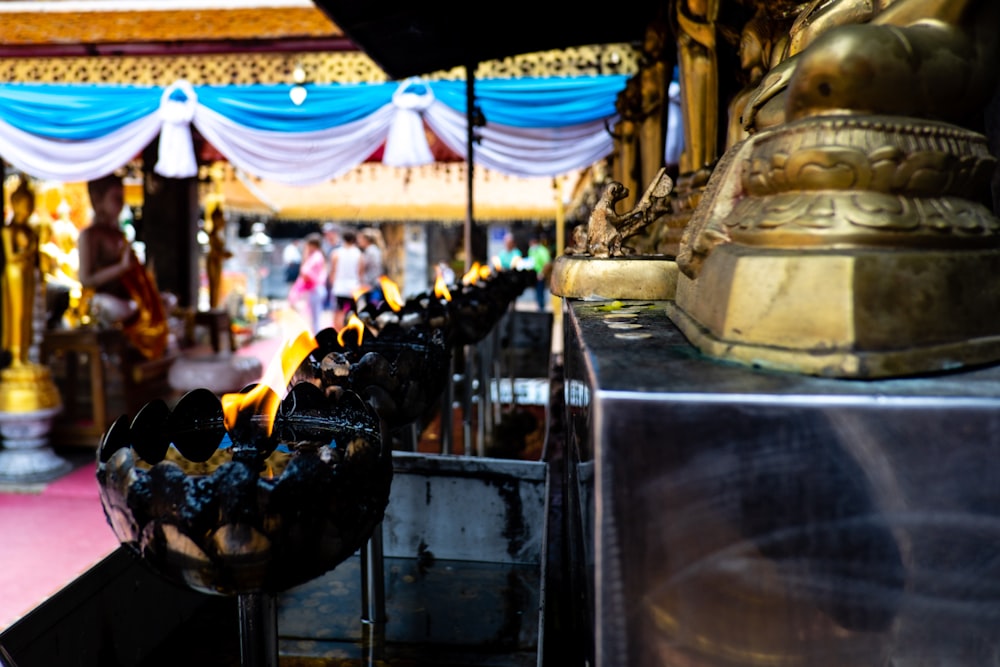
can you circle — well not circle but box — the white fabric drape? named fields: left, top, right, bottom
left=423, top=101, right=616, bottom=177
left=192, top=103, right=396, bottom=186
left=382, top=78, right=435, bottom=168
left=0, top=113, right=161, bottom=182
left=154, top=80, right=199, bottom=179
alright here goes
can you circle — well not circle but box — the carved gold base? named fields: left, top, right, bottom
left=0, top=363, right=63, bottom=413
left=667, top=244, right=1000, bottom=378
left=550, top=255, right=678, bottom=301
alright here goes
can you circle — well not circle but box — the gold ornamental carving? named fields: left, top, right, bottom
left=0, top=44, right=638, bottom=87
left=551, top=169, right=679, bottom=301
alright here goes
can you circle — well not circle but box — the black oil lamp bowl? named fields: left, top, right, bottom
left=96, top=384, right=391, bottom=596
left=448, top=268, right=536, bottom=345
left=302, top=321, right=451, bottom=432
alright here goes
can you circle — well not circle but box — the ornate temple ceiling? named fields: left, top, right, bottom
left=0, top=1, right=636, bottom=222
left=0, top=1, right=347, bottom=53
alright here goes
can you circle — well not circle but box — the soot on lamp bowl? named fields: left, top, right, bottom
left=300, top=323, right=451, bottom=431
left=95, top=384, right=391, bottom=596
left=448, top=268, right=536, bottom=345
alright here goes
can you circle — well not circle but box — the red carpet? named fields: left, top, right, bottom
left=0, top=463, right=119, bottom=632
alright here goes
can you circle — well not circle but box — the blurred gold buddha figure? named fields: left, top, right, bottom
left=206, top=204, right=232, bottom=310
left=2, top=176, right=39, bottom=366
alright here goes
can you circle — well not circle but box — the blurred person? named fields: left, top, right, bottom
left=320, top=222, right=341, bottom=312
left=320, top=222, right=341, bottom=256
left=527, top=235, right=552, bottom=311
left=436, top=260, right=456, bottom=286
left=287, top=233, right=326, bottom=334
left=495, top=231, right=522, bottom=270
left=328, top=229, right=361, bottom=330
left=357, top=227, right=385, bottom=305
left=282, top=238, right=302, bottom=284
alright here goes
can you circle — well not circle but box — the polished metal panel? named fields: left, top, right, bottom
left=564, top=300, right=1000, bottom=667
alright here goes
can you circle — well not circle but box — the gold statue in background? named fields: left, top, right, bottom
left=206, top=204, right=232, bottom=311
left=668, top=0, right=1000, bottom=378
left=0, top=176, right=61, bottom=412
left=3, top=178, right=39, bottom=367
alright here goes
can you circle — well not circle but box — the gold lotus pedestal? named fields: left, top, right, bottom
left=0, top=362, right=68, bottom=483
left=667, top=115, right=1000, bottom=379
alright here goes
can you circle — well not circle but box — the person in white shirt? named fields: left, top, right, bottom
left=328, top=229, right=362, bottom=329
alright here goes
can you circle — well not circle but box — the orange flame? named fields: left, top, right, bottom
left=221, top=324, right=317, bottom=437
left=462, top=262, right=482, bottom=286
left=380, top=275, right=404, bottom=312
left=337, top=313, right=366, bottom=347
left=479, top=264, right=492, bottom=280
left=434, top=266, right=452, bottom=301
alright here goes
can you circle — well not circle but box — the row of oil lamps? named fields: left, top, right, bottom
left=95, top=263, right=537, bottom=596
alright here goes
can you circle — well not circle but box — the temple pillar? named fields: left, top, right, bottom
left=140, top=143, right=200, bottom=309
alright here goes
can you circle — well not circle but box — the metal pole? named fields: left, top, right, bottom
left=553, top=175, right=565, bottom=317
left=463, top=343, right=475, bottom=456
left=360, top=523, right=386, bottom=624
left=361, top=422, right=389, bottom=624
left=441, top=353, right=455, bottom=454
left=237, top=592, right=278, bottom=667
left=477, top=331, right=492, bottom=456
left=464, top=61, right=477, bottom=273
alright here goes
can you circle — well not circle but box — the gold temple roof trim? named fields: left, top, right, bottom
left=0, top=44, right=637, bottom=85
left=0, top=5, right=341, bottom=46
left=212, top=162, right=577, bottom=224
left=0, top=0, right=317, bottom=11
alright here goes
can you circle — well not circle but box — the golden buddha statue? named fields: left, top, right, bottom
left=205, top=204, right=233, bottom=311
left=0, top=176, right=61, bottom=412
left=3, top=177, right=39, bottom=367
left=668, top=0, right=1000, bottom=378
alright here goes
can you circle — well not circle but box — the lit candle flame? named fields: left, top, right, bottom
left=479, top=264, right=492, bottom=280
left=462, top=262, right=482, bottom=286
left=221, top=322, right=317, bottom=438
left=337, top=313, right=367, bottom=347
left=380, top=275, right=404, bottom=312
left=434, top=266, right=452, bottom=301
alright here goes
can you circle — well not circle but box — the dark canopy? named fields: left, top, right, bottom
left=313, top=1, right=661, bottom=79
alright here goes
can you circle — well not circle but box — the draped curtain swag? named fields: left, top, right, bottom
left=0, top=75, right=628, bottom=185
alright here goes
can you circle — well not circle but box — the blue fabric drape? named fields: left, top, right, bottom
left=0, top=83, right=160, bottom=139
left=429, top=75, right=629, bottom=128
left=0, top=74, right=628, bottom=182
left=195, top=83, right=396, bottom=132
